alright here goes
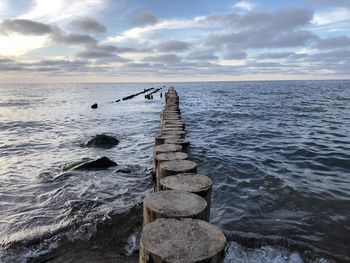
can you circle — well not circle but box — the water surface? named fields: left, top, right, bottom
left=0, top=80, right=349, bottom=262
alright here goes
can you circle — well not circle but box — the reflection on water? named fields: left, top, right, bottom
left=0, top=81, right=349, bottom=262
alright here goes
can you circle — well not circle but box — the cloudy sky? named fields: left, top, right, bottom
left=0, top=0, right=349, bottom=82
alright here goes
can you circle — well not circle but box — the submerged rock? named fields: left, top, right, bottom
left=115, top=168, right=132, bottom=174
left=65, top=156, right=117, bottom=171
left=63, top=158, right=91, bottom=171
left=86, top=134, right=119, bottom=148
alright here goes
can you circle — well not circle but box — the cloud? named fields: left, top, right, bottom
left=309, top=0, right=350, bottom=8
left=0, top=19, right=53, bottom=35
left=312, top=8, right=350, bottom=25
left=51, top=30, right=97, bottom=46
left=70, top=17, right=106, bottom=33
left=105, top=17, right=203, bottom=43
left=204, top=7, right=313, bottom=31
left=257, top=52, right=294, bottom=59
left=307, top=49, right=350, bottom=62
left=131, top=11, right=158, bottom=26
left=19, top=0, right=105, bottom=23
left=187, top=50, right=218, bottom=61
left=206, top=7, right=316, bottom=51
left=156, top=40, right=190, bottom=52
left=315, top=36, right=350, bottom=49
left=224, top=51, right=247, bottom=60
left=234, top=1, right=255, bottom=11
left=208, top=29, right=317, bottom=50
left=142, top=54, right=181, bottom=64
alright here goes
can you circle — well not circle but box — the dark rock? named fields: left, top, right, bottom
left=91, top=103, right=98, bottom=109
left=72, top=156, right=117, bottom=170
left=115, top=168, right=132, bottom=174
left=63, top=158, right=91, bottom=171
left=115, top=99, right=120, bottom=102
left=86, top=134, right=119, bottom=148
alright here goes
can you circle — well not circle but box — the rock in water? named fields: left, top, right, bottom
left=67, top=157, right=117, bottom=170
left=115, top=168, right=132, bottom=174
left=86, top=134, right=119, bottom=148
left=91, top=103, right=98, bottom=109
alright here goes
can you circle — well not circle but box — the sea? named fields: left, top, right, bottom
left=0, top=80, right=349, bottom=263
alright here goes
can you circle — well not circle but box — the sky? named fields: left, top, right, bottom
left=0, top=0, right=350, bottom=83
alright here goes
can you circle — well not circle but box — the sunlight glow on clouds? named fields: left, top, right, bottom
left=0, top=35, right=49, bottom=56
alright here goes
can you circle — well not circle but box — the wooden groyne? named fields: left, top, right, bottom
left=139, top=87, right=226, bottom=262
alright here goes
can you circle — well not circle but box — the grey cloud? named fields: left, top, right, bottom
left=76, top=50, right=114, bottom=58
left=70, top=17, right=106, bottom=33
left=96, top=44, right=147, bottom=53
left=0, top=19, right=53, bottom=35
left=76, top=50, right=129, bottom=62
left=204, top=7, right=313, bottom=32
left=208, top=29, right=317, bottom=50
left=257, top=52, right=308, bottom=60
left=142, top=54, right=181, bottom=64
left=132, top=11, right=158, bottom=26
left=187, top=50, right=218, bottom=61
left=257, top=52, right=294, bottom=59
left=224, top=51, right=247, bottom=60
left=307, top=49, right=350, bottom=62
left=315, top=36, right=350, bottom=50
left=156, top=40, right=190, bottom=52
left=308, top=0, right=350, bottom=7
left=0, top=19, right=97, bottom=48
left=205, top=7, right=316, bottom=53
left=290, top=53, right=308, bottom=59
left=51, top=31, right=97, bottom=46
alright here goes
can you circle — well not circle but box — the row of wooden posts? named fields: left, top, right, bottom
left=139, top=87, right=227, bottom=262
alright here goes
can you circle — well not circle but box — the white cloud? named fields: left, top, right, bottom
left=234, top=1, right=255, bottom=11
left=312, top=8, right=350, bottom=25
left=104, top=17, right=204, bottom=44
left=19, top=0, right=105, bottom=23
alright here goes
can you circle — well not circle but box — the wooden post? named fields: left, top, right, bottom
left=153, top=144, right=182, bottom=180
left=160, top=173, right=212, bottom=221
left=140, top=218, right=226, bottom=263
left=143, top=190, right=207, bottom=225
left=158, top=160, right=197, bottom=183
left=164, top=138, right=190, bottom=153
left=161, top=130, right=186, bottom=138
left=154, top=152, right=189, bottom=191
left=155, top=134, right=182, bottom=146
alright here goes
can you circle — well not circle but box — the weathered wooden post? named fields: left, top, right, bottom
left=140, top=218, right=226, bottom=263
left=155, top=134, right=182, bottom=146
left=158, top=160, right=197, bottom=183
left=153, top=144, right=182, bottom=182
left=143, top=190, right=207, bottom=225
left=164, top=138, right=190, bottom=153
left=160, top=173, right=212, bottom=221
left=161, top=130, right=186, bottom=138
left=154, top=152, right=188, bottom=191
